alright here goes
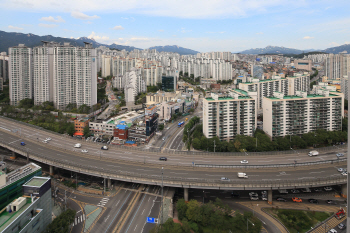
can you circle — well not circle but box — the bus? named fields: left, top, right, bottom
left=178, top=121, right=185, bottom=127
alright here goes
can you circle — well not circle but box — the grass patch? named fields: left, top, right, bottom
left=265, top=208, right=333, bottom=233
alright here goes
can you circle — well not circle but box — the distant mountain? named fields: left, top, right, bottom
left=0, top=30, right=140, bottom=53
left=240, top=46, right=305, bottom=55
left=148, top=45, right=199, bottom=55
left=323, top=44, right=350, bottom=54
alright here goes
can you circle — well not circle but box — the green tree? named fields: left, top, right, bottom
left=18, top=98, right=34, bottom=109
left=176, top=199, right=188, bottom=220
left=192, top=138, right=201, bottom=149
left=44, top=209, right=76, bottom=233
left=66, top=123, right=75, bottom=136
left=83, top=125, right=91, bottom=138
left=186, top=200, right=202, bottom=223
left=159, top=124, right=164, bottom=131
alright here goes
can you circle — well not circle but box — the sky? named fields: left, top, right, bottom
left=1, top=0, right=350, bottom=53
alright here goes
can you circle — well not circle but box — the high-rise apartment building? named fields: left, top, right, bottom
left=203, top=90, right=257, bottom=141
left=0, top=52, right=9, bottom=83
left=124, top=68, right=146, bottom=104
left=263, top=90, right=344, bottom=138
left=341, top=73, right=349, bottom=100
left=9, top=44, right=33, bottom=106
left=325, top=54, right=350, bottom=80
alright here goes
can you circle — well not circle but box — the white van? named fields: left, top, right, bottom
left=74, top=143, right=81, bottom=148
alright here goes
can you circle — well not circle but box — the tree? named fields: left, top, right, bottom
left=66, top=123, right=75, bottom=136
left=44, top=209, right=76, bottom=233
left=18, top=98, right=34, bottom=109
left=192, top=138, right=201, bottom=149
left=83, top=125, right=91, bottom=138
left=186, top=200, right=202, bottom=223
left=159, top=124, right=164, bottom=131
left=176, top=199, right=188, bottom=220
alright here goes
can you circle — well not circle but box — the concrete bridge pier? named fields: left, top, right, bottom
left=49, top=165, right=54, bottom=176
left=108, top=178, right=112, bottom=189
left=268, top=190, right=273, bottom=205
left=184, top=188, right=189, bottom=201
left=341, top=184, right=347, bottom=198
left=10, top=151, right=16, bottom=160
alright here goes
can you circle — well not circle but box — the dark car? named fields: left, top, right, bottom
left=326, top=200, right=336, bottom=204
left=276, top=197, right=287, bottom=202
left=159, top=157, right=167, bottom=161
left=308, top=199, right=318, bottom=204
left=338, top=223, right=346, bottom=230
left=231, top=192, right=240, bottom=197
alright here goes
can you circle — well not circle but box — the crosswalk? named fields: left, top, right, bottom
left=72, top=214, right=85, bottom=226
left=97, top=197, right=109, bottom=207
left=310, top=216, right=345, bottom=233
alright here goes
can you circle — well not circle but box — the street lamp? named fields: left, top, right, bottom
left=247, top=218, right=255, bottom=231
left=71, top=173, right=78, bottom=190
left=160, top=167, right=164, bottom=226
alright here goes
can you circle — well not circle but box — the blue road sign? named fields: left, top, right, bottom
left=147, top=217, right=156, bottom=223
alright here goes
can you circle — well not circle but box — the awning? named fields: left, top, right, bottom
left=74, top=132, right=84, bottom=136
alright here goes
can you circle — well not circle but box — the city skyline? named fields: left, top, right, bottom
left=1, top=0, right=349, bottom=53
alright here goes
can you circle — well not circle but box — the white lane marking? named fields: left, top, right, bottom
left=141, top=209, right=145, bottom=215
left=310, top=171, right=325, bottom=174
left=115, top=200, right=120, bottom=206
left=77, top=210, right=82, bottom=214
left=169, top=172, right=188, bottom=175
left=134, top=224, right=138, bottom=231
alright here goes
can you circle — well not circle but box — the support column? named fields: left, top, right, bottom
left=341, top=184, right=347, bottom=198
left=108, top=179, right=112, bottom=189
left=184, top=188, right=189, bottom=201
left=268, top=190, right=273, bottom=205
left=10, top=151, right=16, bottom=160
left=49, top=166, right=54, bottom=176
left=26, top=151, right=29, bottom=164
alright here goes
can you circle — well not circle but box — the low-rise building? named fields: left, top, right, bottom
left=293, top=59, right=312, bottom=71
left=263, top=90, right=344, bottom=138
left=146, top=91, right=182, bottom=105
left=74, top=118, right=90, bottom=137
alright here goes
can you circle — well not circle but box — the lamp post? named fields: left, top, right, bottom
left=213, top=140, right=216, bottom=153
left=71, top=173, right=78, bottom=190
left=247, top=218, right=255, bottom=231
left=160, top=167, right=164, bottom=226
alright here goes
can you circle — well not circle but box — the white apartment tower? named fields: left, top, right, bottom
left=325, top=54, right=350, bottom=80
left=9, top=44, right=33, bottom=106
left=263, top=91, right=344, bottom=138
left=203, top=91, right=257, bottom=141
left=124, top=68, right=146, bottom=104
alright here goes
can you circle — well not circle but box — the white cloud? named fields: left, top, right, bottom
left=303, top=36, right=314, bottom=39
left=256, top=32, right=263, bottom=35
left=112, top=25, right=124, bottom=30
left=39, top=23, right=58, bottom=28
left=1, top=0, right=308, bottom=19
left=71, top=11, right=100, bottom=20
left=8, top=25, right=24, bottom=30
left=88, top=31, right=110, bottom=42
left=40, top=16, right=65, bottom=23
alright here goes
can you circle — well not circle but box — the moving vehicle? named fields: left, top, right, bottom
left=341, top=171, right=347, bottom=176
left=237, top=172, right=248, bottom=178
left=292, top=197, right=302, bottom=203
left=336, top=153, right=344, bottom=157
left=335, top=208, right=345, bottom=220
left=20, top=142, right=25, bottom=146
left=240, top=160, right=248, bottom=164
left=326, top=200, right=336, bottom=204
left=328, top=229, right=337, bottom=233
left=74, top=143, right=81, bottom=148
left=301, top=187, right=311, bottom=193
left=178, top=121, right=185, bottom=127
left=46, top=137, right=51, bottom=141
left=308, top=150, right=319, bottom=156
left=101, top=146, right=108, bottom=150
left=338, top=223, right=346, bottom=230
left=159, top=157, right=167, bottom=161
left=308, top=199, right=318, bottom=204
left=291, top=189, right=300, bottom=194
left=81, top=149, right=88, bottom=153
left=276, top=197, right=287, bottom=202
left=220, top=177, right=230, bottom=181
left=324, top=186, right=333, bottom=191
left=338, top=168, right=345, bottom=172
left=314, top=188, right=322, bottom=192
left=42, top=140, right=48, bottom=143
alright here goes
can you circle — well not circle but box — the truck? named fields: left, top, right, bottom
left=335, top=208, right=346, bottom=219
left=178, top=121, right=185, bottom=127
left=308, top=150, right=319, bottom=156
left=74, top=143, right=81, bottom=148
left=237, top=172, right=248, bottom=178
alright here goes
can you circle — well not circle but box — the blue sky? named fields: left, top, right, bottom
left=1, top=0, right=350, bottom=52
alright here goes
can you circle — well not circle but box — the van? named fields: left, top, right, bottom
left=74, top=143, right=81, bottom=148
left=308, top=150, right=319, bottom=156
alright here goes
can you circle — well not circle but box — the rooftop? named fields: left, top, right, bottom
left=24, top=177, right=49, bottom=188
left=0, top=197, right=32, bottom=232
left=233, top=89, right=248, bottom=96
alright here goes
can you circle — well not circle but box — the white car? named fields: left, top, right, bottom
left=46, top=137, right=51, bottom=141
left=338, top=168, right=344, bottom=172
left=341, top=172, right=348, bottom=176
left=328, top=229, right=337, bottom=233
left=42, top=140, right=48, bottom=143
left=240, top=160, right=249, bottom=164
left=220, top=177, right=230, bottom=181
left=324, top=186, right=333, bottom=191
left=81, top=149, right=88, bottom=153
left=249, top=192, right=258, bottom=197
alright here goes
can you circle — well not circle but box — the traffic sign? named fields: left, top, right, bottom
left=147, top=217, right=158, bottom=224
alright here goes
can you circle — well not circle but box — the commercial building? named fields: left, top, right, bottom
left=293, top=59, right=312, bottom=71
left=203, top=91, right=257, bottom=141
left=0, top=163, right=42, bottom=211
left=161, top=76, right=176, bottom=91
left=146, top=91, right=182, bottom=105
left=0, top=176, right=52, bottom=233
left=9, top=44, right=33, bottom=106
left=74, top=118, right=90, bottom=137
left=263, top=90, right=344, bottom=138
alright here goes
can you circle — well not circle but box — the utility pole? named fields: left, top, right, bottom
left=104, top=178, right=106, bottom=196
left=160, top=167, right=164, bottom=226
left=65, top=190, right=67, bottom=211
left=214, top=140, right=216, bottom=153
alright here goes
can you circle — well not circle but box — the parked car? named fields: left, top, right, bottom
left=314, top=188, right=323, bottom=192
left=308, top=199, right=319, bottom=204
left=326, top=200, right=336, bottom=204
left=328, top=229, right=337, bottom=233
left=341, top=172, right=347, bottom=176
left=324, top=186, right=333, bottom=191
left=249, top=192, right=258, bottom=197
left=220, top=177, right=230, bottom=181
left=336, top=153, right=344, bottom=157
left=231, top=192, right=240, bottom=198
left=261, top=191, right=267, bottom=195
left=292, top=197, right=302, bottom=203
left=276, top=197, right=287, bottom=202
left=250, top=196, right=259, bottom=201
left=42, top=140, right=48, bottom=143
left=338, top=223, right=346, bottom=230
left=338, top=168, right=345, bottom=172
left=290, top=189, right=300, bottom=194
left=159, top=157, right=167, bottom=161
left=240, top=160, right=249, bottom=164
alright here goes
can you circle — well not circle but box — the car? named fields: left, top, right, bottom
left=261, top=195, right=268, bottom=201
left=314, top=188, right=323, bottom=192
left=162, top=137, right=165, bottom=141
left=261, top=191, right=267, bottom=195
left=250, top=196, right=259, bottom=201
left=326, top=200, right=336, bottom=204
left=220, top=177, right=230, bottom=181
left=338, top=168, right=345, bottom=172
left=159, top=157, right=167, bottom=161
left=276, top=197, right=287, bottom=202
left=240, top=160, right=248, bottom=164
left=308, top=199, right=318, bottom=204
left=46, top=137, right=51, bottom=141
left=291, top=189, right=300, bottom=194
left=336, top=153, right=344, bottom=157
left=328, top=229, right=337, bottom=233
left=20, top=142, right=25, bottom=146
left=249, top=192, right=258, bottom=196
left=292, top=197, right=302, bottom=203
left=342, top=171, right=348, bottom=176
left=42, top=140, right=48, bottom=143
left=338, top=223, right=346, bottom=230
left=101, top=146, right=108, bottom=150
left=81, top=149, right=88, bottom=153
left=324, top=186, right=333, bottom=191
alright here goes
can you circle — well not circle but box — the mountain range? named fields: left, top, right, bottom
left=239, top=45, right=350, bottom=55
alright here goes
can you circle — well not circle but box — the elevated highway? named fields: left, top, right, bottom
left=0, top=117, right=347, bottom=195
